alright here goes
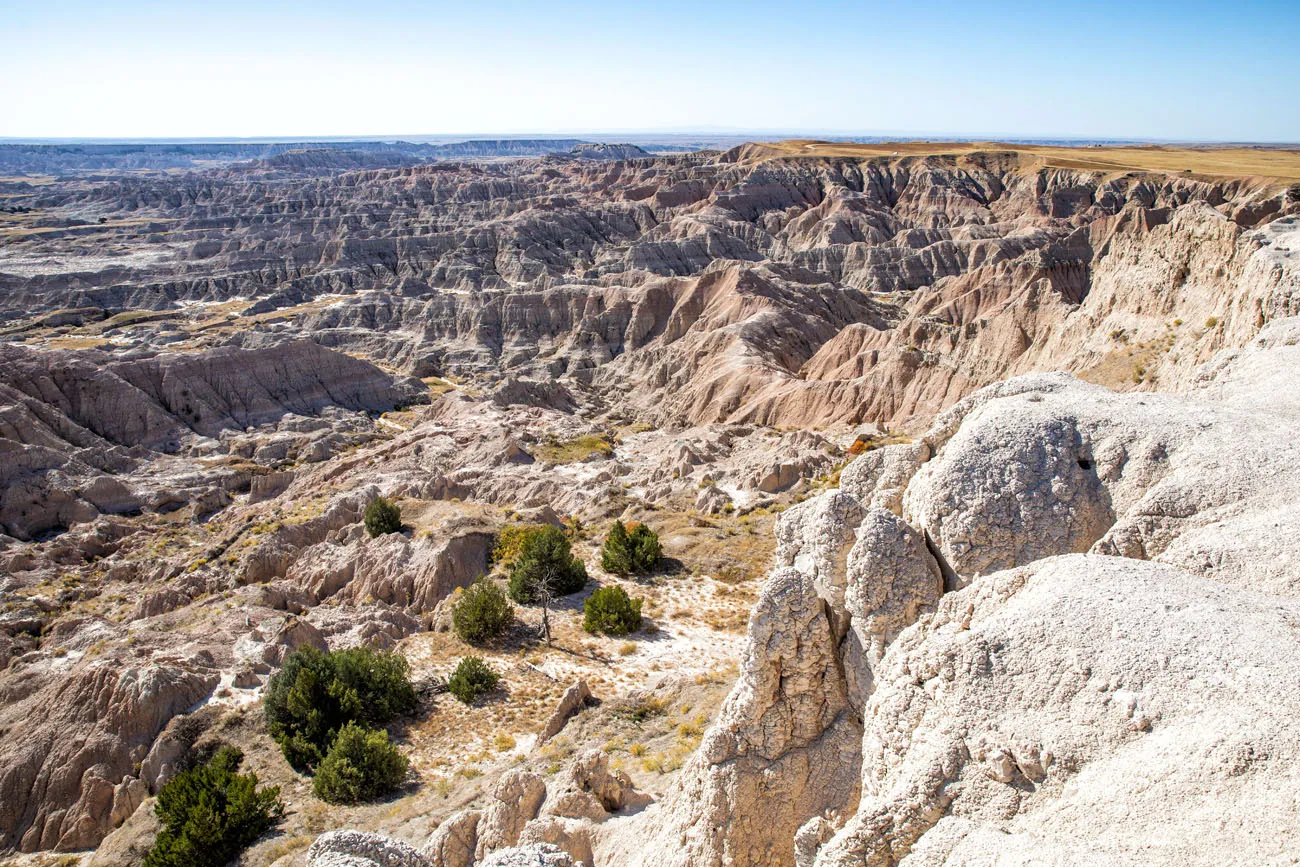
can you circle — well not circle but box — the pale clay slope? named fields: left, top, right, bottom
left=589, top=317, right=1300, bottom=867
left=307, top=322, right=1300, bottom=866
left=4, top=152, right=1300, bottom=863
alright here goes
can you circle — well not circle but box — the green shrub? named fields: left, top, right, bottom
left=312, top=722, right=409, bottom=804
left=492, top=523, right=546, bottom=568
left=507, top=525, right=587, bottom=603
left=600, top=520, right=661, bottom=576
left=583, top=585, right=643, bottom=635
left=447, top=656, right=500, bottom=704
left=452, top=578, right=514, bottom=645
left=263, top=646, right=416, bottom=771
left=364, top=496, right=403, bottom=537
left=145, top=746, right=283, bottom=867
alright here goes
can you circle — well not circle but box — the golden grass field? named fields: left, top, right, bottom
left=744, top=139, right=1300, bottom=183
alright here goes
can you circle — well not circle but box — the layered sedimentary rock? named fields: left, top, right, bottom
left=5, top=144, right=1300, bottom=862
left=5, top=149, right=1297, bottom=432
left=0, top=659, right=218, bottom=851
left=0, top=341, right=425, bottom=539
left=613, top=317, right=1300, bottom=867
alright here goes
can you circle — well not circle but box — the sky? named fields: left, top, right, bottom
left=2, top=0, right=1297, bottom=142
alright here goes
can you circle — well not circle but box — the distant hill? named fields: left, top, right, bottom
left=0, top=138, right=677, bottom=174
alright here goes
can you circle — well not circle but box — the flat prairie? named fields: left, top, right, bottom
left=744, top=139, right=1300, bottom=182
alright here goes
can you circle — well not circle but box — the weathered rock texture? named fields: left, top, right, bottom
left=614, top=316, right=1300, bottom=867
left=4, top=145, right=1300, bottom=861
left=0, top=660, right=218, bottom=851
left=5, top=150, right=1298, bottom=434
left=417, top=752, right=643, bottom=867
left=307, top=830, right=429, bottom=867
left=0, top=340, right=425, bottom=539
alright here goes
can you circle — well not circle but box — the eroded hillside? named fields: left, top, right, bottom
left=2, top=142, right=1300, bottom=867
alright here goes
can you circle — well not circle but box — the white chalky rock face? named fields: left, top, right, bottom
left=837, top=442, right=930, bottom=516
left=603, top=567, right=862, bottom=867
left=775, top=490, right=866, bottom=606
left=478, top=843, right=577, bottom=867
left=307, top=830, right=429, bottom=867
left=841, top=506, right=942, bottom=708
left=605, top=317, right=1300, bottom=867
left=814, top=554, right=1300, bottom=866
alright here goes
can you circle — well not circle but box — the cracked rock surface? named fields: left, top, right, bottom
left=611, top=316, right=1300, bottom=866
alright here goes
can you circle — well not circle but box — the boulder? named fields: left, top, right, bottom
left=307, top=830, right=428, bottom=867
left=479, top=844, right=577, bottom=867
left=537, top=680, right=592, bottom=745
left=421, top=811, right=480, bottom=867
left=540, top=751, right=648, bottom=819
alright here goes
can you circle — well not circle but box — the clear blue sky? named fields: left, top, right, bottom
left=2, top=0, right=1297, bottom=141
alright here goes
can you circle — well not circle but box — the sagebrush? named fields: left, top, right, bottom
left=448, top=655, right=500, bottom=704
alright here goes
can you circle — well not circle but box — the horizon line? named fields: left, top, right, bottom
left=3, top=131, right=1300, bottom=148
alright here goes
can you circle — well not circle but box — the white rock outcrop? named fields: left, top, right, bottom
left=815, top=554, right=1300, bottom=866
left=417, top=753, right=644, bottom=867
left=307, top=830, right=428, bottom=867
left=611, top=316, right=1300, bottom=866
left=478, top=844, right=578, bottom=867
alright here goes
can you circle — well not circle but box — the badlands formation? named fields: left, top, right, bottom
left=1, top=140, right=1300, bottom=867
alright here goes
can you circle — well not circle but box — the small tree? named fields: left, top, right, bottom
left=263, top=646, right=416, bottom=771
left=312, top=722, right=409, bottom=804
left=364, top=496, right=403, bottom=537
left=492, top=524, right=545, bottom=568
left=447, top=656, right=500, bottom=704
left=507, top=525, right=587, bottom=646
left=452, top=579, right=514, bottom=645
left=601, top=520, right=632, bottom=575
left=628, top=522, right=662, bottom=572
left=583, top=585, right=643, bottom=635
left=145, top=746, right=284, bottom=867
left=507, top=525, right=587, bottom=604
left=601, top=520, right=661, bottom=575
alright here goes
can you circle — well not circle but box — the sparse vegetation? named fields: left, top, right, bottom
left=845, top=430, right=912, bottom=458
left=583, top=585, right=644, bottom=635
left=363, top=496, right=403, bottom=537
left=452, top=578, right=514, bottom=644
left=262, top=646, right=416, bottom=770
left=312, top=722, right=409, bottom=804
left=492, top=523, right=546, bottom=568
left=600, top=520, right=661, bottom=576
left=749, top=141, right=1300, bottom=182
left=533, top=433, right=613, bottom=463
left=618, top=693, right=670, bottom=724
left=144, top=746, right=283, bottom=867
left=507, top=525, right=587, bottom=604
left=447, top=655, right=500, bottom=704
